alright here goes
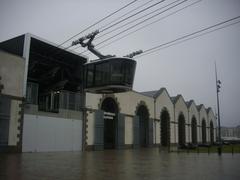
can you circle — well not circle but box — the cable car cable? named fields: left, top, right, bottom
left=56, top=0, right=139, bottom=49
left=97, top=0, right=156, bottom=32
left=72, top=0, right=169, bottom=52
left=100, top=0, right=166, bottom=33
left=96, top=0, right=202, bottom=51
left=73, top=0, right=167, bottom=52
left=96, top=0, right=188, bottom=46
left=79, top=0, right=188, bottom=54
left=136, top=15, right=240, bottom=58
left=71, top=0, right=156, bottom=51
left=96, top=0, right=183, bottom=41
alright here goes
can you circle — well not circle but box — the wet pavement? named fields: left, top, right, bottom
left=0, top=148, right=240, bottom=180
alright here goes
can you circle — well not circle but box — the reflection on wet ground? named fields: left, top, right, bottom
left=0, top=148, right=240, bottom=180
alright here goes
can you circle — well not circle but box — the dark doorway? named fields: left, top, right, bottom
left=0, top=96, right=11, bottom=146
left=210, top=121, right=214, bottom=144
left=191, top=117, right=197, bottom=145
left=178, top=113, right=186, bottom=147
left=137, top=105, right=149, bottom=147
left=202, top=119, right=207, bottom=144
left=101, top=97, right=118, bottom=149
left=160, top=109, right=170, bottom=147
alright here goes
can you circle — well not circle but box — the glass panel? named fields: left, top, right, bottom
left=84, top=58, right=136, bottom=92
left=110, top=61, right=123, bottom=84
left=38, top=92, right=59, bottom=113
left=26, top=82, right=38, bottom=104
left=60, top=91, right=68, bottom=109
left=95, top=62, right=109, bottom=86
left=68, top=92, right=76, bottom=110
left=53, top=92, right=60, bottom=112
left=75, top=93, right=82, bottom=111
left=87, top=64, right=94, bottom=87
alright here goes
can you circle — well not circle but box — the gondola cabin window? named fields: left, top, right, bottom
left=84, top=57, right=136, bottom=93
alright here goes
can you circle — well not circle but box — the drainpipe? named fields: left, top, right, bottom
left=173, top=103, right=176, bottom=146
left=154, top=98, right=156, bottom=146
left=188, top=108, right=190, bottom=144
left=82, top=90, right=86, bottom=151
left=198, top=111, right=200, bottom=144
left=81, top=63, right=87, bottom=152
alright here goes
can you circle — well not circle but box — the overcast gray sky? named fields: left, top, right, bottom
left=0, top=0, right=240, bottom=127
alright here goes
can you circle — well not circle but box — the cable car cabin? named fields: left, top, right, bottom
left=84, top=57, right=136, bottom=93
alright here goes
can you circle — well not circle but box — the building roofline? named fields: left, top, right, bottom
left=0, top=33, right=88, bottom=60
left=170, top=94, right=187, bottom=107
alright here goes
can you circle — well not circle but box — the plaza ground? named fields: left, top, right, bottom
left=1, top=148, right=240, bottom=180
left=173, top=144, right=240, bottom=154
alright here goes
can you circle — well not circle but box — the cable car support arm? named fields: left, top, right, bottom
left=72, top=30, right=113, bottom=59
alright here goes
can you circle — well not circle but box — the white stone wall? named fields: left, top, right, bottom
left=85, top=93, right=102, bottom=146
left=8, top=100, right=21, bottom=146
left=116, top=92, right=154, bottom=146
left=115, top=91, right=154, bottom=117
left=22, top=114, right=82, bottom=152
left=85, top=91, right=154, bottom=147
left=85, top=90, right=216, bottom=148
left=0, top=51, right=25, bottom=97
left=86, top=111, right=95, bottom=146
left=0, top=51, right=25, bottom=149
left=85, top=93, right=102, bottom=110
left=155, top=121, right=160, bottom=144
left=125, top=116, right=133, bottom=145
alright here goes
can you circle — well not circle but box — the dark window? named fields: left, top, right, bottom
left=26, top=82, right=38, bottom=104
left=59, top=91, right=82, bottom=111
left=68, top=93, right=76, bottom=110
left=95, top=62, right=110, bottom=86
left=110, top=61, right=123, bottom=84
left=84, top=58, right=136, bottom=93
left=124, top=61, right=135, bottom=85
left=87, top=64, right=94, bottom=87
left=53, top=92, right=60, bottom=112
left=38, top=92, right=59, bottom=113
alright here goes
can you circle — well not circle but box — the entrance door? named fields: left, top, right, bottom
left=94, top=110, right=104, bottom=150
left=104, top=111, right=116, bottom=149
left=210, top=121, right=214, bottom=144
left=101, top=97, right=119, bottom=149
left=178, top=113, right=186, bottom=147
left=0, top=96, right=11, bottom=146
left=133, top=116, right=140, bottom=148
left=202, top=119, right=206, bottom=144
left=160, top=109, right=170, bottom=147
left=137, top=105, right=149, bottom=147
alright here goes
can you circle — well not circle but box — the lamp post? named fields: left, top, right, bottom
left=215, top=62, right=222, bottom=155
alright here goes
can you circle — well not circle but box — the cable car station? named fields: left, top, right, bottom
left=0, top=33, right=217, bottom=152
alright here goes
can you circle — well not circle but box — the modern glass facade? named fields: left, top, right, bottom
left=84, top=57, right=136, bottom=93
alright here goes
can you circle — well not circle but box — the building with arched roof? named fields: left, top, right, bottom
left=141, top=88, right=175, bottom=146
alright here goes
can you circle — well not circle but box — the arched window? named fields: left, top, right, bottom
left=178, top=113, right=186, bottom=147
left=136, top=105, right=149, bottom=147
left=202, top=119, right=207, bottom=144
left=191, top=116, right=197, bottom=144
left=160, top=108, right=170, bottom=146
